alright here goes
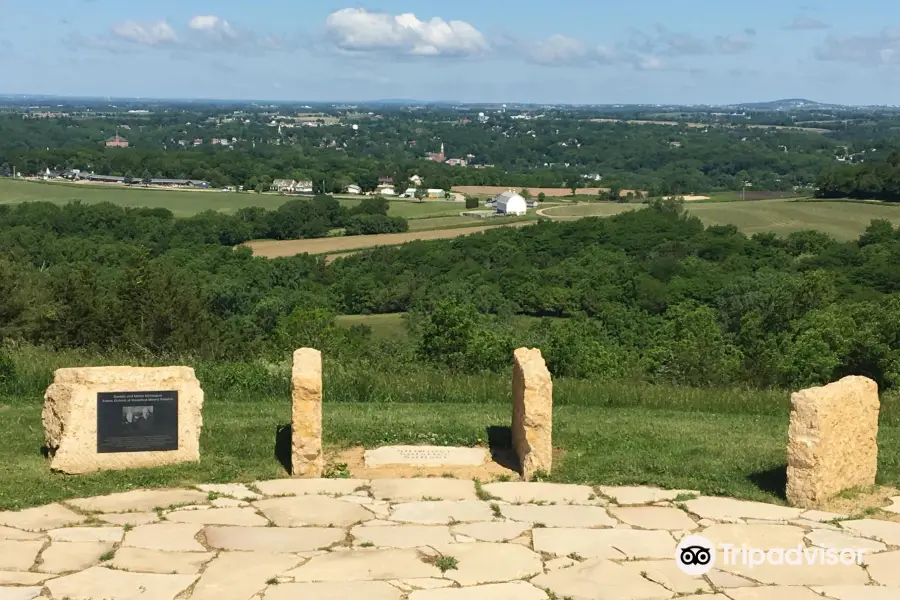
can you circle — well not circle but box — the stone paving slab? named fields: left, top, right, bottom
left=531, top=558, right=673, bottom=600
left=37, top=541, right=114, bottom=573
left=864, top=549, right=900, bottom=587
left=264, top=581, right=403, bottom=600
left=189, top=552, right=300, bottom=600
left=805, top=528, right=887, bottom=552
left=6, top=479, right=900, bottom=600
left=840, top=519, right=900, bottom=546
left=99, top=512, right=160, bottom=526
left=122, top=523, right=207, bottom=552
left=254, top=495, right=373, bottom=527
left=0, top=587, right=42, bottom=600
left=285, top=548, right=442, bottom=581
left=701, top=523, right=805, bottom=550
left=0, top=527, right=42, bottom=541
left=726, top=588, right=828, bottom=600
left=684, top=497, right=803, bottom=521
left=48, top=526, right=123, bottom=543
left=204, top=525, right=344, bottom=552
left=533, top=527, right=676, bottom=559
left=196, top=483, right=262, bottom=500
left=0, top=503, right=84, bottom=531
left=598, top=486, right=698, bottom=505
left=0, top=541, right=43, bottom=571
left=500, top=504, right=616, bottom=528
left=481, top=482, right=596, bottom=505
left=369, top=478, right=478, bottom=502
left=451, top=522, right=531, bottom=542
left=430, top=542, right=543, bottom=586
left=0, top=572, right=55, bottom=585
left=719, top=560, right=869, bottom=586
left=389, top=500, right=494, bottom=524
left=351, top=525, right=455, bottom=548
left=109, top=547, right=215, bottom=574
left=165, top=507, right=269, bottom=526
left=609, top=506, right=697, bottom=531
left=408, top=581, right=549, bottom=599
left=253, top=478, right=368, bottom=496
left=67, top=489, right=208, bottom=513
left=45, top=567, right=198, bottom=600
left=619, top=560, right=711, bottom=594
left=812, top=586, right=899, bottom=599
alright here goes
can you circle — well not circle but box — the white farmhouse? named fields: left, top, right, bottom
left=493, top=190, right=528, bottom=216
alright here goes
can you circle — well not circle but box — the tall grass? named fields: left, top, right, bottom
left=4, top=344, right=898, bottom=423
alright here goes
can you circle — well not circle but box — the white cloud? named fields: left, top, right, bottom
left=188, top=15, right=238, bottom=41
left=111, top=20, right=178, bottom=46
left=715, top=30, right=756, bottom=54
left=529, top=35, right=615, bottom=66
left=785, top=16, right=830, bottom=30
left=324, top=8, right=489, bottom=57
left=815, top=28, right=900, bottom=65
left=81, top=15, right=292, bottom=55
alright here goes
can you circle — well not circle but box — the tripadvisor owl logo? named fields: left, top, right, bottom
left=676, top=535, right=716, bottom=576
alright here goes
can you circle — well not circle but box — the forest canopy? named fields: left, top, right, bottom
left=3, top=198, right=900, bottom=393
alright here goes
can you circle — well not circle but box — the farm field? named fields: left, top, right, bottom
left=0, top=178, right=470, bottom=219
left=247, top=222, right=532, bottom=258
left=0, top=178, right=292, bottom=216
left=455, top=185, right=606, bottom=197
left=541, top=198, right=900, bottom=240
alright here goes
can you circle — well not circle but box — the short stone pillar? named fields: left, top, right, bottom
left=42, top=366, right=204, bottom=474
left=787, top=375, right=880, bottom=508
left=511, top=347, right=553, bottom=481
left=291, top=348, right=324, bottom=477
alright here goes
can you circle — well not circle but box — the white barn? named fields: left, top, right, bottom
left=493, top=190, right=528, bottom=216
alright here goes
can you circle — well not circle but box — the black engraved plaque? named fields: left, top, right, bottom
left=97, top=391, right=179, bottom=453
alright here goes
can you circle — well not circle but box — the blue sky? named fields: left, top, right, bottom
left=0, top=0, right=897, bottom=104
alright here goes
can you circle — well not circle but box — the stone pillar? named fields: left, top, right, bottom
left=787, top=375, right=879, bottom=508
left=42, top=366, right=203, bottom=474
left=511, top=347, right=553, bottom=481
left=291, top=348, right=324, bottom=477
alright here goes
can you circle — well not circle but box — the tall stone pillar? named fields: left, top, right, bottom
left=291, top=348, right=324, bottom=477
left=512, top=348, right=553, bottom=481
left=787, top=375, right=879, bottom=508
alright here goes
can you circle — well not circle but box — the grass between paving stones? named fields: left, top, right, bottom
left=2, top=398, right=900, bottom=511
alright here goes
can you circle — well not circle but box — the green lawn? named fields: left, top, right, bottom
left=0, top=178, right=293, bottom=217
left=0, top=179, right=466, bottom=220
left=3, top=393, right=899, bottom=511
left=335, top=313, right=409, bottom=340
left=542, top=198, right=900, bottom=241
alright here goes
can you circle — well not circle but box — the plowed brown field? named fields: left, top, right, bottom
left=247, top=223, right=531, bottom=258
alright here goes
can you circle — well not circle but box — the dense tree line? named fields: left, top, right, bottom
left=815, top=151, right=900, bottom=201
left=3, top=198, right=900, bottom=392
left=0, top=195, right=407, bottom=250
left=2, top=103, right=886, bottom=193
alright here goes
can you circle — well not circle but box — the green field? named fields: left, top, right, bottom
left=542, top=199, right=900, bottom=240
left=3, top=363, right=900, bottom=511
left=0, top=179, right=467, bottom=219
left=335, top=313, right=410, bottom=340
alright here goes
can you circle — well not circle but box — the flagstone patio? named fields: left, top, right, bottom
left=1, top=479, right=899, bottom=600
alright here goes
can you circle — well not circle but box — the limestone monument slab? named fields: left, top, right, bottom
left=787, top=375, right=880, bottom=508
left=291, top=348, right=324, bottom=478
left=511, top=348, right=553, bottom=481
left=364, top=446, right=488, bottom=468
left=43, top=367, right=203, bottom=474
